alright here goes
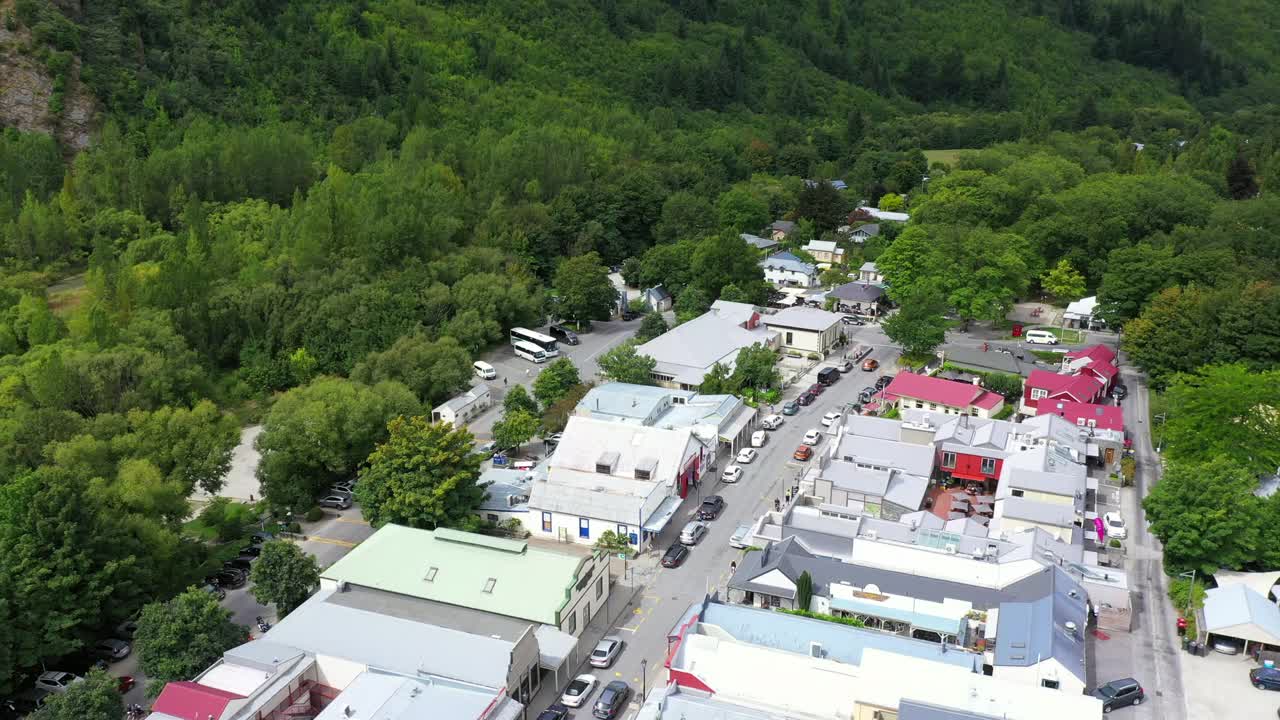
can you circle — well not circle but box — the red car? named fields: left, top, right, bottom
left=808, top=383, right=824, bottom=395
left=117, top=676, right=136, bottom=693
left=793, top=445, right=813, bottom=461
left=862, top=358, right=880, bottom=371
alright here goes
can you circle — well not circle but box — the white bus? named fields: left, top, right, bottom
left=513, top=340, right=549, bottom=363
left=510, top=327, right=559, bottom=357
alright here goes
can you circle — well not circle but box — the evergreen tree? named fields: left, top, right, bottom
left=1226, top=153, right=1258, bottom=200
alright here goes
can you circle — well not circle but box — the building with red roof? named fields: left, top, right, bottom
left=1061, top=344, right=1119, bottom=390
left=1037, top=400, right=1123, bottom=433
left=881, top=372, right=1005, bottom=419
left=150, top=681, right=244, bottom=720
left=1021, top=370, right=1104, bottom=414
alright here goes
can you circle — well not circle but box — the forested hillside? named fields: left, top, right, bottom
left=1, top=0, right=1279, bottom=695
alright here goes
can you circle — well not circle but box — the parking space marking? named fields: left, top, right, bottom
left=304, top=536, right=357, bottom=547
left=335, top=517, right=370, bottom=525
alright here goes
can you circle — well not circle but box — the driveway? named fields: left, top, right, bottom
left=1181, top=649, right=1278, bottom=719
left=522, top=329, right=899, bottom=718
left=467, top=319, right=640, bottom=440
left=298, top=506, right=377, bottom=568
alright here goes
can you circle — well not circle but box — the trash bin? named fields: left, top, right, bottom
left=1182, top=637, right=1191, bottom=652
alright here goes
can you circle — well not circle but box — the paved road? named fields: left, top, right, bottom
left=526, top=326, right=900, bottom=717
left=468, top=319, right=640, bottom=440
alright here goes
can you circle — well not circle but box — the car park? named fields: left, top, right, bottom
left=782, top=401, right=799, bottom=415
left=536, top=703, right=571, bottom=720
left=590, top=638, right=624, bottom=668
left=34, top=672, right=82, bottom=694
left=736, top=448, right=758, bottom=463
left=862, top=358, right=880, bottom=371
left=1253, top=667, right=1280, bottom=690
left=593, top=681, right=632, bottom=719
left=661, top=543, right=689, bottom=568
left=793, top=445, right=813, bottom=461
left=730, top=524, right=752, bottom=549
left=821, top=412, right=841, bottom=427
left=1091, top=678, right=1145, bottom=711
left=803, top=429, right=822, bottom=445
left=761, top=414, right=784, bottom=430
left=680, top=521, right=708, bottom=545
left=698, top=495, right=725, bottom=520
left=91, top=639, right=131, bottom=662
left=319, top=494, right=353, bottom=510
left=561, top=674, right=599, bottom=706
left=1103, top=512, right=1127, bottom=539
left=750, top=430, right=768, bottom=447
left=721, top=465, right=743, bottom=483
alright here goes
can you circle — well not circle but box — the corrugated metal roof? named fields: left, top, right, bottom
left=1203, top=584, right=1280, bottom=644
left=763, top=306, right=842, bottom=331
left=320, top=524, right=587, bottom=625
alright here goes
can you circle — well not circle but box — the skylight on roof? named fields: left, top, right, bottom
left=483, top=578, right=497, bottom=593
left=425, top=567, right=438, bottom=582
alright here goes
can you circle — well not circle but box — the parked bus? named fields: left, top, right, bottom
left=510, top=327, right=559, bottom=357
left=513, top=340, right=548, bottom=363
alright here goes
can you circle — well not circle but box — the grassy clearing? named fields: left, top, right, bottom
left=924, top=149, right=966, bottom=167
left=1030, top=349, right=1064, bottom=362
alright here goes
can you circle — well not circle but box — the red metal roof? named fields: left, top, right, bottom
left=1037, top=400, right=1124, bottom=431
left=1049, top=374, right=1103, bottom=402
left=1064, top=344, right=1116, bottom=365
left=1026, top=369, right=1076, bottom=393
left=973, top=392, right=1004, bottom=410
left=883, top=372, right=998, bottom=409
left=152, top=681, right=244, bottom=720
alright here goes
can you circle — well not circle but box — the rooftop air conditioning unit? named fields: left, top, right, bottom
left=809, top=641, right=826, bottom=658
left=865, top=530, right=878, bottom=541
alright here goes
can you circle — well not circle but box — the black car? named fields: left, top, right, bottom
left=875, top=375, right=894, bottom=390
left=1113, top=384, right=1128, bottom=400
left=593, top=681, right=632, bottom=719
left=225, top=556, right=254, bottom=572
left=239, top=545, right=262, bottom=557
left=1253, top=667, right=1280, bottom=690
left=697, top=495, right=725, bottom=520
left=817, top=367, right=840, bottom=386
left=215, top=568, right=247, bottom=588
left=660, top=543, right=689, bottom=568
left=797, top=392, right=815, bottom=406
left=549, top=324, right=580, bottom=345
left=1091, top=677, right=1145, bottom=711
left=536, top=703, right=571, bottom=720
left=620, top=310, right=638, bottom=321
left=249, top=531, right=275, bottom=545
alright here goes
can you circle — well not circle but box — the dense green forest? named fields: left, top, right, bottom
left=1, top=0, right=1280, bottom=696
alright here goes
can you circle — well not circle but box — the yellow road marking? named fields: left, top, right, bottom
left=335, top=517, right=370, bottom=525
left=305, top=536, right=357, bottom=547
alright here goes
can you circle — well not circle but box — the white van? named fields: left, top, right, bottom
left=1024, top=330, right=1059, bottom=345
left=751, top=431, right=768, bottom=448
left=761, top=414, right=784, bottom=430
left=473, top=361, right=497, bottom=379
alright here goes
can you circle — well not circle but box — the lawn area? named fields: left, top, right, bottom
left=1030, top=349, right=1064, bottom=362
left=897, top=351, right=936, bottom=367
left=924, top=149, right=967, bottom=167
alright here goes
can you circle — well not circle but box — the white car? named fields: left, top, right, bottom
left=751, top=430, right=768, bottom=447
left=761, top=414, right=784, bottom=430
left=821, top=411, right=841, bottom=427
left=34, top=672, right=82, bottom=694
left=730, top=523, right=752, bottom=549
left=722, top=465, right=743, bottom=483
left=561, top=674, right=599, bottom=707
left=736, top=448, right=758, bottom=464
left=1103, top=511, right=1127, bottom=540
left=803, top=429, right=822, bottom=445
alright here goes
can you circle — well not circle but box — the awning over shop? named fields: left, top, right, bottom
left=534, top=625, right=580, bottom=669
left=642, top=496, right=684, bottom=533
left=719, top=407, right=756, bottom=444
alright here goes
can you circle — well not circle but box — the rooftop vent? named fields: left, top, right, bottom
left=635, top=457, right=658, bottom=480
left=596, top=451, right=620, bottom=474
left=424, top=567, right=438, bottom=582
left=1065, top=621, right=1078, bottom=637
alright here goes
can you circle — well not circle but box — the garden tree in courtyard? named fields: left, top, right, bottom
left=597, top=341, right=656, bottom=385
left=502, top=384, right=539, bottom=416
left=795, top=571, right=814, bottom=611
left=1159, top=364, right=1280, bottom=476
left=636, top=312, right=669, bottom=342
left=1142, top=457, right=1262, bottom=575
left=882, top=287, right=949, bottom=357
left=554, top=252, right=616, bottom=327
left=257, top=377, right=420, bottom=510
left=533, top=358, right=580, bottom=407
left=355, top=417, right=486, bottom=529
left=135, top=588, right=246, bottom=694
left=492, top=409, right=540, bottom=456
left=1040, top=259, right=1086, bottom=303
left=699, top=363, right=736, bottom=395
left=594, top=530, right=633, bottom=557
left=250, top=541, right=321, bottom=616
left=30, top=669, right=122, bottom=720
left=731, top=344, right=779, bottom=390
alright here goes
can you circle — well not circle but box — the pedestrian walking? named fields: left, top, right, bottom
left=503, top=377, right=508, bottom=386
left=730, top=561, right=737, bottom=574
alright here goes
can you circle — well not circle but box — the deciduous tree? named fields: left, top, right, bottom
left=554, top=252, right=616, bottom=326
left=1142, top=457, right=1263, bottom=575
left=1160, top=364, right=1280, bottom=475
left=30, top=670, right=122, bottom=720
left=1040, top=259, right=1086, bottom=303
left=597, top=341, right=656, bottom=385
left=356, top=417, right=485, bottom=529
left=135, top=589, right=246, bottom=692
left=250, top=540, right=321, bottom=616
left=491, top=409, right=540, bottom=457
left=502, top=384, right=538, bottom=416
left=636, top=312, right=669, bottom=342
left=882, top=287, right=949, bottom=357
left=533, top=358, right=580, bottom=407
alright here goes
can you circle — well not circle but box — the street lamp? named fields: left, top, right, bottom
left=641, top=658, right=648, bottom=702
left=1154, top=413, right=1167, bottom=453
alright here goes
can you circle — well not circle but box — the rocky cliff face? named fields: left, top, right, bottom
left=0, top=0, right=96, bottom=153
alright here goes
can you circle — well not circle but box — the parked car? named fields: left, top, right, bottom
left=34, top=672, right=82, bottom=694
left=750, top=430, right=768, bottom=447
left=793, top=445, right=813, bottom=461
left=1113, top=384, right=1128, bottom=400
left=249, top=531, right=276, bottom=545
left=537, top=703, right=571, bottom=720
left=680, top=521, right=708, bottom=545
left=590, top=638, right=624, bottom=668
left=549, top=324, right=580, bottom=345
left=836, top=359, right=854, bottom=372
left=620, top=309, right=639, bottom=321
left=697, top=496, right=725, bottom=520
left=1212, top=637, right=1243, bottom=655
left=821, top=411, right=841, bottom=427
left=238, top=544, right=262, bottom=557
left=116, top=676, right=136, bottom=694
left=721, top=465, right=743, bottom=483
left=807, top=383, right=824, bottom=396
left=730, top=524, right=752, bottom=549
left=761, top=414, right=784, bottom=430
left=593, top=681, right=632, bottom=720
left=660, top=543, right=689, bottom=568
left=859, top=387, right=876, bottom=403
left=781, top=401, right=799, bottom=415
left=319, top=494, right=353, bottom=510
left=561, top=674, right=599, bottom=707
left=803, top=429, right=822, bottom=445
left=1024, top=329, right=1059, bottom=345
left=91, top=639, right=131, bottom=662
left=1253, top=667, right=1280, bottom=690
left=797, top=392, right=815, bottom=407
left=114, top=620, right=139, bottom=639
left=215, top=568, right=247, bottom=588
left=1091, top=678, right=1145, bottom=711
left=1103, top=512, right=1127, bottom=539
left=473, top=360, right=498, bottom=380
left=6, top=688, right=50, bottom=715
left=333, top=478, right=357, bottom=492
left=200, top=583, right=227, bottom=600
left=736, top=448, right=758, bottom=464
left=224, top=556, right=254, bottom=572
left=840, top=315, right=863, bottom=325
left=875, top=375, right=894, bottom=390
left=817, top=367, right=840, bottom=386
left=862, top=358, right=880, bottom=371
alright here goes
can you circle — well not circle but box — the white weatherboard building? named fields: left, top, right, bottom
left=762, top=306, right=843, bottom=355
left=431, top=384, right=493, bottom=427
left=636, top=301, right=777, bottom=390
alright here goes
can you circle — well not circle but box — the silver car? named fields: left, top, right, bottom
left=589, top=637, right=624, bottom=668
left=729, top=524, right=751, bottom=549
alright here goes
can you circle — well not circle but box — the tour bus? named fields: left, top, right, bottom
left=510, top=327, right=560, bottom=357
left=513, top=340, right=548, bottom=363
